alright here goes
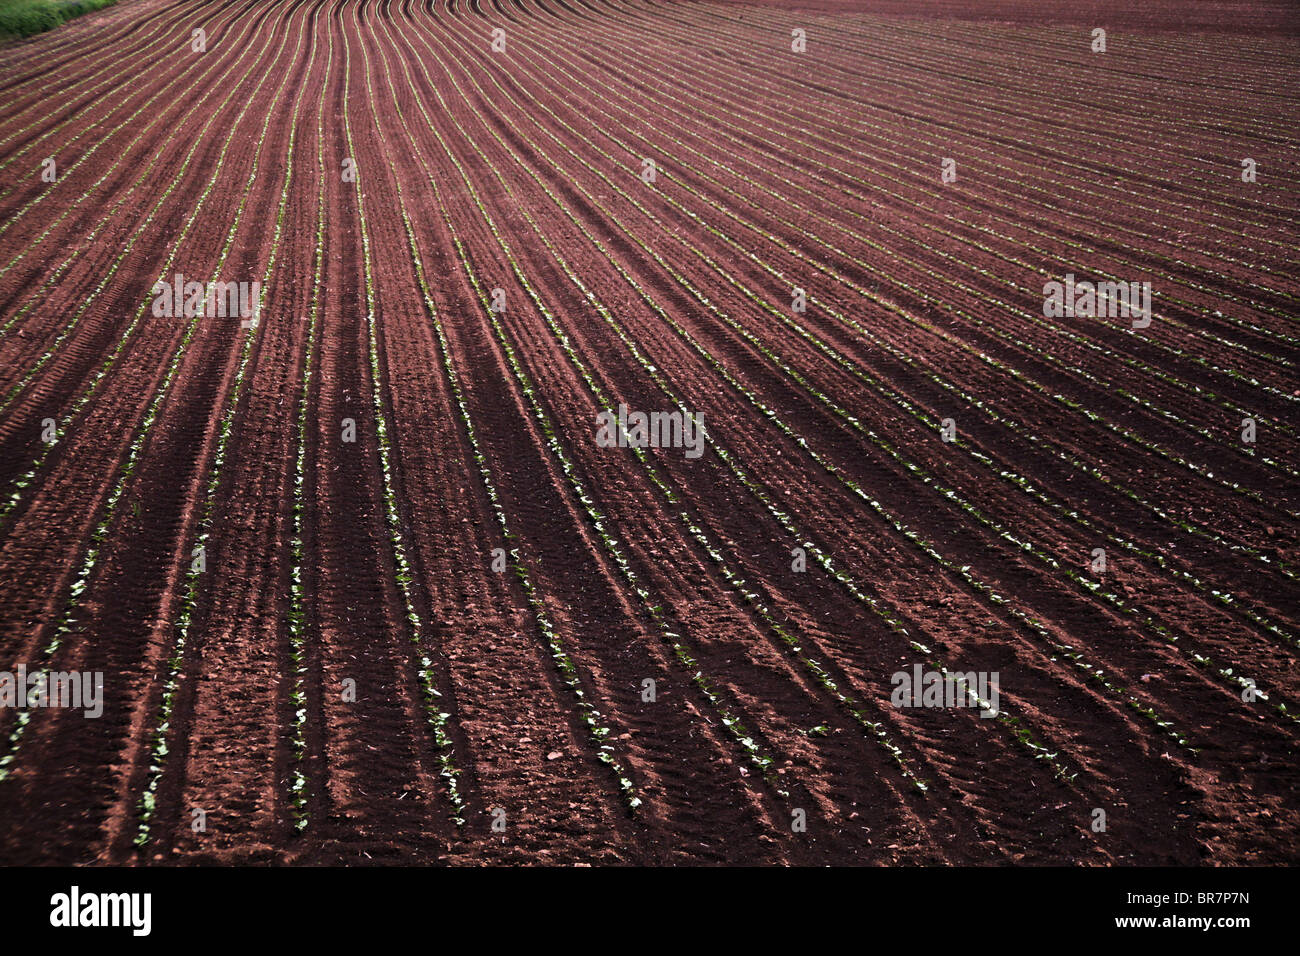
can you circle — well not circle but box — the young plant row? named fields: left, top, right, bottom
left=494, top=7, right=1300, bottom=586
left=283, top=7, right=336, bottom=833
left=0, top=8, right=299, bottom=782
left=0, top=16, right=288, bottom=530
left=0, top=3, right=272, bottom=337
left=379, top=15, right=798, bottom=801
left=343, top=18, right=468, bottom=825
left=660, top=1, right=1299, bottom=264
left=405, top=10, right=1088, bottom=787
left=136, top=3, right=319, bottom=846
left=577, top=1, right=1300, bottom=351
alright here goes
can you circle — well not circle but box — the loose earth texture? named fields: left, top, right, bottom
left=0, top=0, right=1297, bottom=866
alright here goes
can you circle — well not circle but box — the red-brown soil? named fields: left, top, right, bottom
left=0, top=0, right=1296, bottom=865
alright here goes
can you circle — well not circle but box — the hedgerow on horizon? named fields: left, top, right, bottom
left=0, top=0, right=117, bottom=40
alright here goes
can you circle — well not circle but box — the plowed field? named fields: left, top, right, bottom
left=0, top=0, right=1297, bottom=865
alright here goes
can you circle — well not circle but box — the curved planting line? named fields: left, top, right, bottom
left=406, top=3, right=1090, bottom=788
left=562, top=0, right=1300, bottom=352
left=0, top=0, right=276, bottom=327
left=0, top=2, right=302, bottom=782
left=840, top=333, right=1300, bottom=587
left=638, top=0, right=1295, bottom=140
left=629, top=0, right=1300, bottom=264
left=940, top=14, right=1298, bottom=84
left=587, top=4, right=1300, bottom=732
left=0, top=6, right=286, bottom=525
left=0, top=0, right=274, bottom=232
left=135, top=0, right=323, bottom=847
left=882, top=212, right=1300, bottom=379
left=761, top=23, right=1300, bottom=325
left=621, top=71, right=1300, bottom=388
left=396, top=149, right=644, bottom=813
left=757, top=282, right=1300, bottom=665
left=419, top=3, right=1196, bottom=759
left=537, top=1, right=1300, bottom=427
left=437, top=3, right=1087, bottom=793
left=381, top=7, right=796, bottom=801
left=283, top=0, right=337, bottom=835
left=340, top=7, right=466, bottom=825
left=0, top=0, right=240, bottom=162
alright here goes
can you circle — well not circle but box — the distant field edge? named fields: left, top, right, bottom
left=0, top=0, right=118, bottom=41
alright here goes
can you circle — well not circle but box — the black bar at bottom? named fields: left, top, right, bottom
left=0, top=865, right=1280, bottom=943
